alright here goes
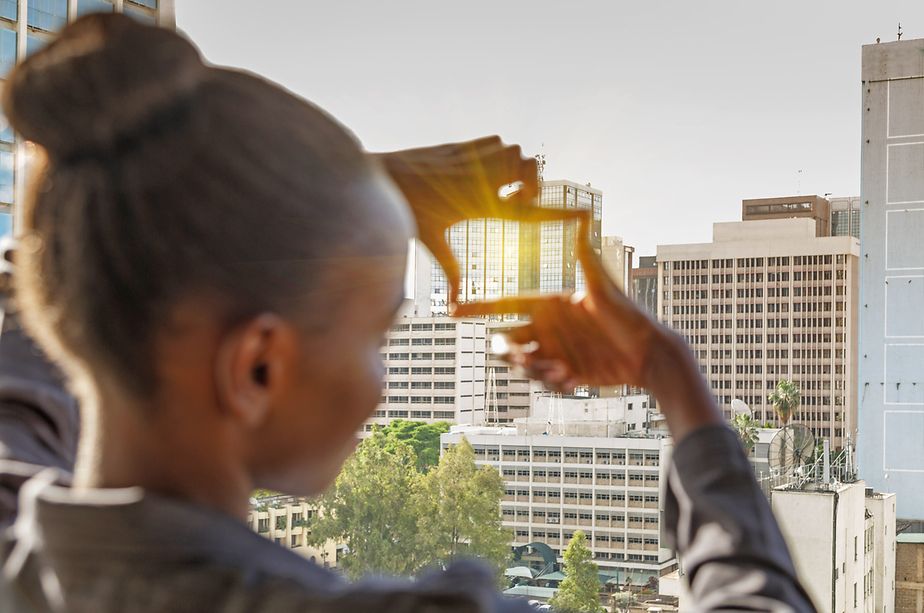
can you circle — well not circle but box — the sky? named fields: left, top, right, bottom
left=176, top=1, right=924, bottom=256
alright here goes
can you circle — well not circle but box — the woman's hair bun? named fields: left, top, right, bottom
left=2, top=13, right=207, bottom=161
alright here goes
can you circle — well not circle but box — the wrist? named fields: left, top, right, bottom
left=643, top=326, right=724, bottom=442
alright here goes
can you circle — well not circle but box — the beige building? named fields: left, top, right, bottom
left=442, top=422, right=675, bottom=585
left=657, top=218, right=860, bottom=448
left=771, top=483, right=896, bottom=613
left=247, top=496, right=342, bottom=568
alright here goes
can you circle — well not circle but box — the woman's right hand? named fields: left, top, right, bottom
left=453, top=217, right=724, bottom=442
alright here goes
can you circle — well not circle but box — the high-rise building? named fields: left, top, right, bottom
left=369, top=316, right=488, bottom=431
left=442, top=421, right=675, bottom=588
left=429, top=179, right=603, bottom=314
left=857, top=36, right=924, bottom=521
left=0, top=0, right=176, bottom=236
left=367, top=313, right=536, bottom=431
left=657, top=218, right=860, bottom=449
left=830, top=197, right=861, bottom=239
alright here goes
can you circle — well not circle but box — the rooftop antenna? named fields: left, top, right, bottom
left=535, top=144, right=546, bottom=182
left=796, top=169, right=803, bottom=195
left=898, top=22, right=903, bottom=41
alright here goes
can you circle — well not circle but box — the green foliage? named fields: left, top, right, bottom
left=308, top=432, right=510, bottom=580
left=610, top=591, right=638, bottom=613
left=307, top=431, right=423, bottom=579
left=731, top=412, right=759, bottom=453
left=417, top=438, right=512, bottom=575
left=550, top=531, right=602, bottom=613
left=380, top=419, right=451, bottom=472
left=768, top=379, right=801, bottom=425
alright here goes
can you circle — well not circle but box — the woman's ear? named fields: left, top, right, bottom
left=213, top=313, right=298, bottom=428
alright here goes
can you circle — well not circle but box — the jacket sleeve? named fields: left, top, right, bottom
left=0, top=241, right=79, bottom=527
left=663, top=425, right=816, bottom=612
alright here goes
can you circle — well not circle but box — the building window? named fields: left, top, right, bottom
left=28, top=0, right=67, bottom=32
left=76, top=0, right=112, bottom=16
left=0, top=150, right=12, bottom=205
left=0, top=28, right=16, bottom=77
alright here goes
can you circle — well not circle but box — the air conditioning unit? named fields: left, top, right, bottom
left=547, top=517, right=560, bottom=524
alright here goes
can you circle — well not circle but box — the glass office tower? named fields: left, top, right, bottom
left=0, top=0, right=175, bottom=236
left=429, top=180, right=603, bottom=315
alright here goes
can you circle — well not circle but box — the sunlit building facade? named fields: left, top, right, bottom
left=0, top=0, right=175, bottom=235
left=429, top=180, right=603, bottom=314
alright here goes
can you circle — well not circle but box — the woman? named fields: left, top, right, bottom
left=0, top=13, right=813, bottom=613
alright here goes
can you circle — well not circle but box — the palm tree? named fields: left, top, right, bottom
left=768, top=379, right=801, bottom=425
left=731, top=412, right=759, bottom=453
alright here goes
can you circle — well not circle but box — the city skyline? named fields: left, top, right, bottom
left=176, top=1, right=923, bottom=255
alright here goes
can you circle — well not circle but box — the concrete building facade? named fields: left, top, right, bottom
left=0, top=0, right=175, bottom=237
left=367, top=316, right=537, bottom=430
left=442, top=424, right=675, bottom=585
left=771, top=482, right=896, bottom=613
left=247, top=496, right=342, bottom=568
left=658, top=218, right=860, bottom=448
left=742, top=195, right=831, bottom=237
left=858, top=36, right=924, bottom=521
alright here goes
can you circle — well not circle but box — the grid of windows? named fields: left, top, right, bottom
left=660, top=247, right=856, bottom=448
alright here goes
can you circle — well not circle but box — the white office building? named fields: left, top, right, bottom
left=772, top=482, right=895, bottom=613
left=441, top=423, right=675, bottom=585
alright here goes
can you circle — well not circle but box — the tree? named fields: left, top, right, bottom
left=610, top=591, right=638, bottom=613
left=731, top=412, right=759, bottom=453
left=308, top=431, right=423, bottom=579
left=417, top=437, right=511, bottom=574
left=768, top=379, right=801, bottom=425
left=380, top=419, right=451, bottom=472
left=549, top=531, right=602, bottom=613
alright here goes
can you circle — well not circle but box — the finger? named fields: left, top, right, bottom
left=493, top=194, right=590, bottom=224
left=575, top=215, right=617, bottom=296
left=494, top=324, right=536, bottom=346
left=452, top=295, right=557, bottom=318
left=516, top=157, right=539, bottom=200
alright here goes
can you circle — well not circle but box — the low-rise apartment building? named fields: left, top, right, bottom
left=247, top=496, right=341, bottom=568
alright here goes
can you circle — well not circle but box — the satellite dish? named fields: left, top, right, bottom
left=731, top=399, right=751, bottom=414
left=768, top=424, right=816, bottom=475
